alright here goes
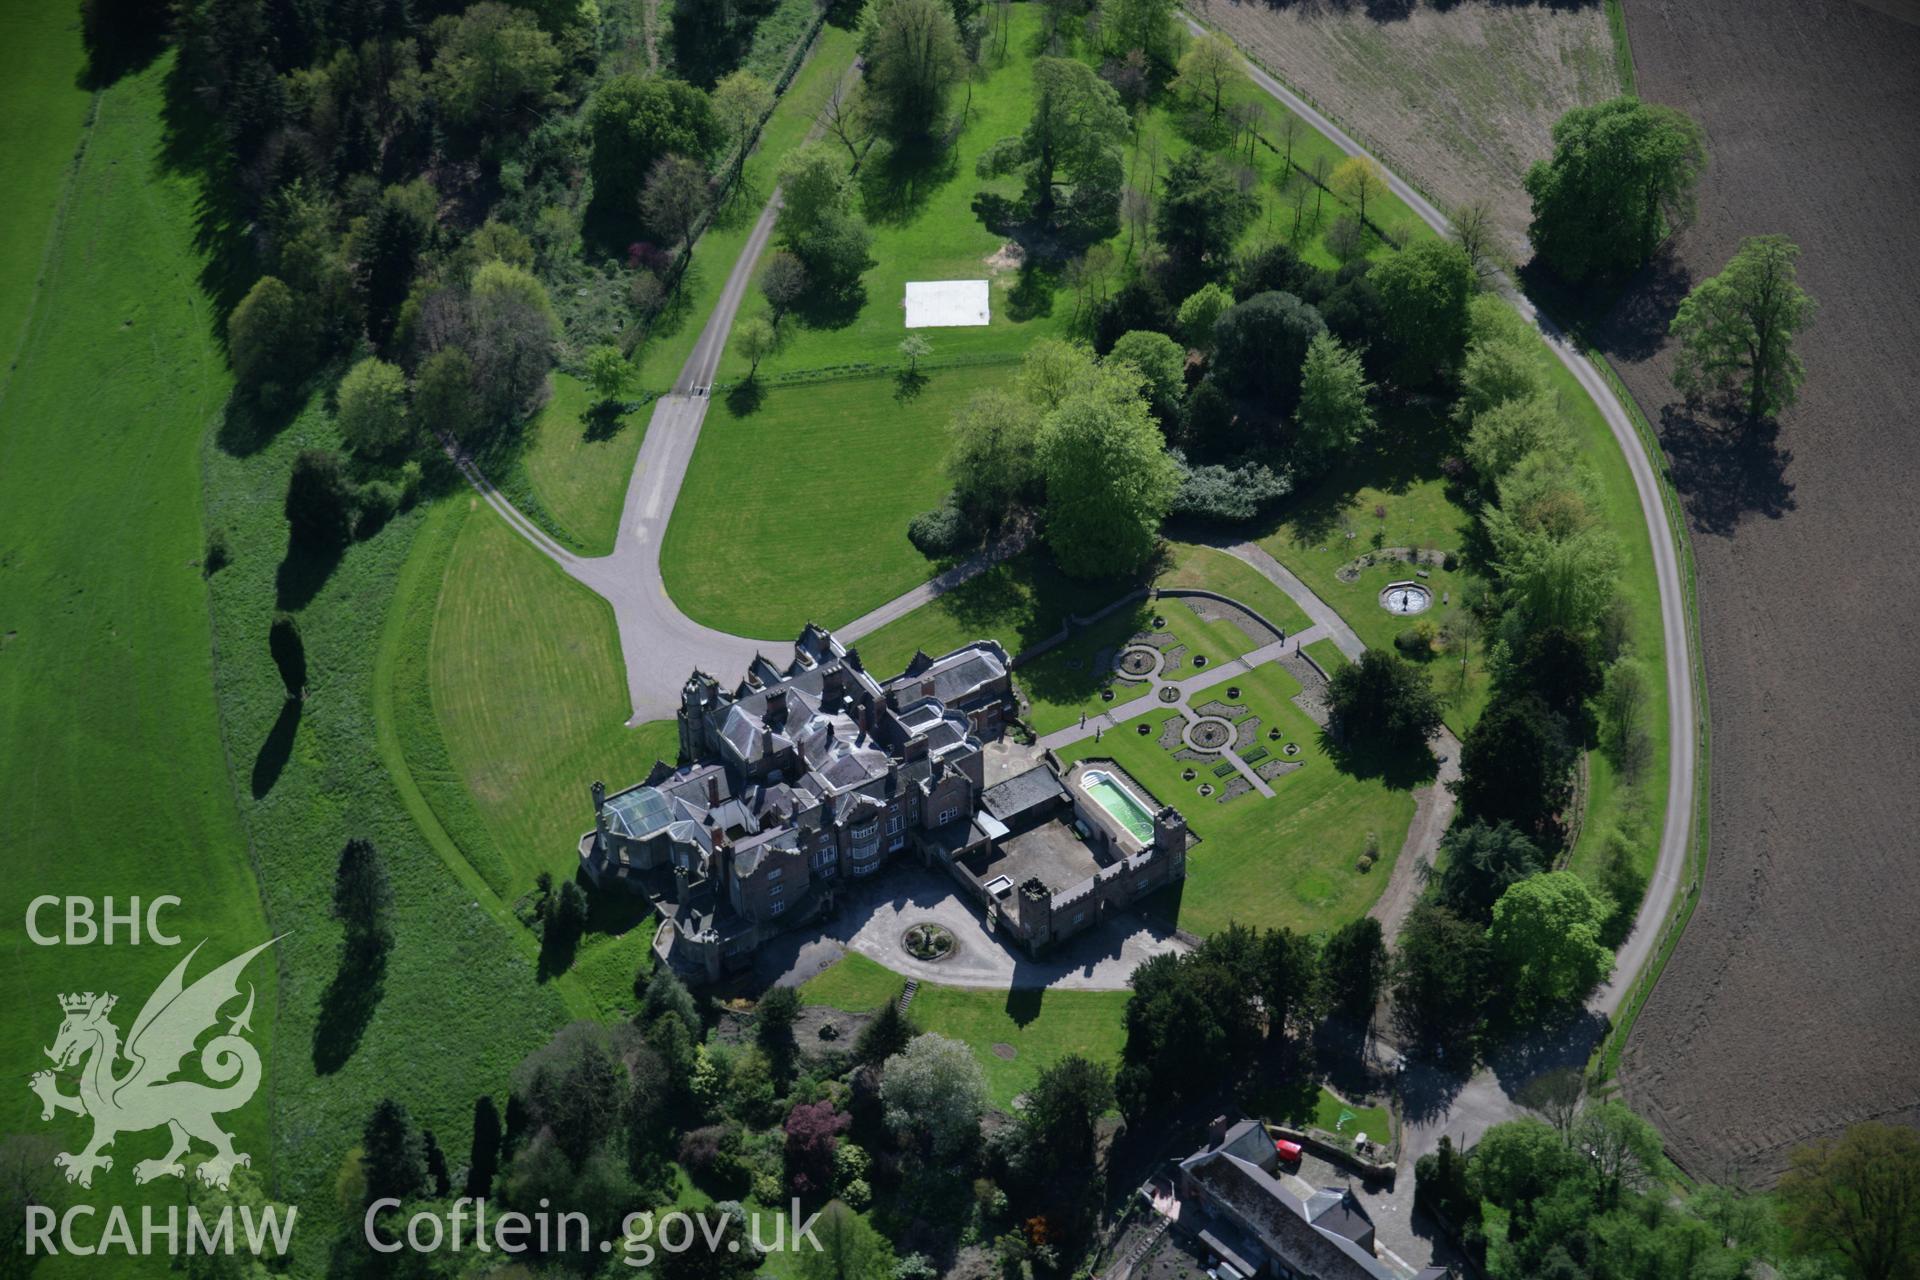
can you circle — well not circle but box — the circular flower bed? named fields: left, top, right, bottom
left=1101, top=689, right=1115, bottom=702
left=1152, top=615, right=1167, bottom=629
left=1137, top=723, right=1152, bottom=735
left=1283, top=742, right=1300, bottom=757
left=1182, top=768, right=1197, bottom=781
left=1268, top=727, right=1282, bottom=740
left=902, top=923, right=955, bottom=961
left=1119, top=647, right=1159, bottom=677
left=1226, top=686, right=1241, bottom=699
left=1192, top=654, right=1209, bottom=668
left=1198, top=783, right=1215, bottom=797
left=1188, top=718, right=1232, bottom=751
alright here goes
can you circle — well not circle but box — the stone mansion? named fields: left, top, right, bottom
left=579, top=624, right=1190, bottom=983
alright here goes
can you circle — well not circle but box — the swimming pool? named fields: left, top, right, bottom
left=1082, top=770, right=1156, bottom=842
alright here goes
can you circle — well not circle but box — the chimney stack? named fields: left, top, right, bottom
left=707, top=773, right=720, bottom=806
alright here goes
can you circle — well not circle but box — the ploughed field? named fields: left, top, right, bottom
left=1197, top=0, right=1620, bottom=262
left=1607, top=0, right=1920, bottom=1182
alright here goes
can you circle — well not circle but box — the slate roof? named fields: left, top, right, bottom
left=1182, top=1141, right=1397, bottom=1280
left=980, top=766, right=1070, bottom=825
left=885, top=645, right=1006, bottom=707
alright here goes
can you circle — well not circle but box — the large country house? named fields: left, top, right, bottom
left=579, top=624, right=1189, bottom=982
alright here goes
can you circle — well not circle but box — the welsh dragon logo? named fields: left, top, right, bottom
left=29, top=939, right=277, bottom=1190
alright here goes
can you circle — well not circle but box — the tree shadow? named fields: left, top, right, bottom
left=725, top=378, right=766, bottom=416
left=1483, top=1007, right=1610, bottom=1098
left=1518, top=248, right=1693, bottom=364
left=859, top=138, right=960, bottom=227
left=156, top=60, right=263, bottom=332
left=216, top=390, right=306, bottom=459
left=77, top=0, right=168, bottom=90
left=1658, top=400, right=1796, bottom=536
left=789, top=282, right=867, bottom=331
left=275, top=536, right=345, bottom=612
left=1317, top=726, right=1439, bottom=791
left=537, top=919, right=582, bottom=982
left=250, top=700, right=301, bottom=800
left=312, top=944, right=387, bottom=1076
left=1007, top=261, right=1060, bottom=323
left=584, top=401, right=628, bottom=442
left=892, top=368, right=929, bottom=402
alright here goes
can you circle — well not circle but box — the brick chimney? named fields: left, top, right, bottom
left=706, top=773, right=720, bottom=806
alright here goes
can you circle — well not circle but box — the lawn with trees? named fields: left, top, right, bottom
left=798, top=952, right=1129, bottom=1110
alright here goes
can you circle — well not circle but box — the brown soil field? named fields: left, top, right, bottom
left=1600, top=0, right=1920, bottom=1181
left=1196, top=0, right=1621, bottom=261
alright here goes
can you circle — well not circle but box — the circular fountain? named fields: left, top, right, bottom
left=1380, top=580, right=1433, bottom=615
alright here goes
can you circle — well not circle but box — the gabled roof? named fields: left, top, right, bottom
left=1184, top=1146, right=1396, bottom=1280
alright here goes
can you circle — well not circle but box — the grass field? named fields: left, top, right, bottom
left=204, top=382, right=583, bottom=1266
left=1058, top=662, right=1416, bottom=937
left=507, top=372, right=650, bottom=556
left=0, top=57, right=276, bottom=1259
left=799, top=953, right=1129, bottom=1111
left=430, top=503, right=681, bottom=897
left=660, top=368, right=1005, bottom=636
left=0, top=3, right=92, bottom=382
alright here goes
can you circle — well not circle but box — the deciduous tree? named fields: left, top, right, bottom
left=1524, top=97, right=1707, bottom=281
left=1172, top=33, right=1244, bottom=122
left=976, top=56, right=1127, bottom=228
left=1371, top=238, right=1475, bottom=388
left=946, top=389, right=1042, bottom=524
left=1488, top=871, right=1611, bottom=1014
left=335, top=357, right=410, bottom=455
left=1330, top=155, right=1386, bottom=233
left=1036, top=369, right=1180, bottom=578
left=1669, top=233, right=1816, bottom=420
left=642, top=153, right=712, bottom=254
left=880, top=1034, right=988, bottom=1160
left=861, top=0, right=964, bottom=141
left=1777, top=1121, right=1920, bottom=1280
left=1108, top=329, right=1186, bottom=422
left=588, top=75, right=719, bottom=216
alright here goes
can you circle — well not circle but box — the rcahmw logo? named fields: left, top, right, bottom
left=22, top=933, right=295, bottom=1259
